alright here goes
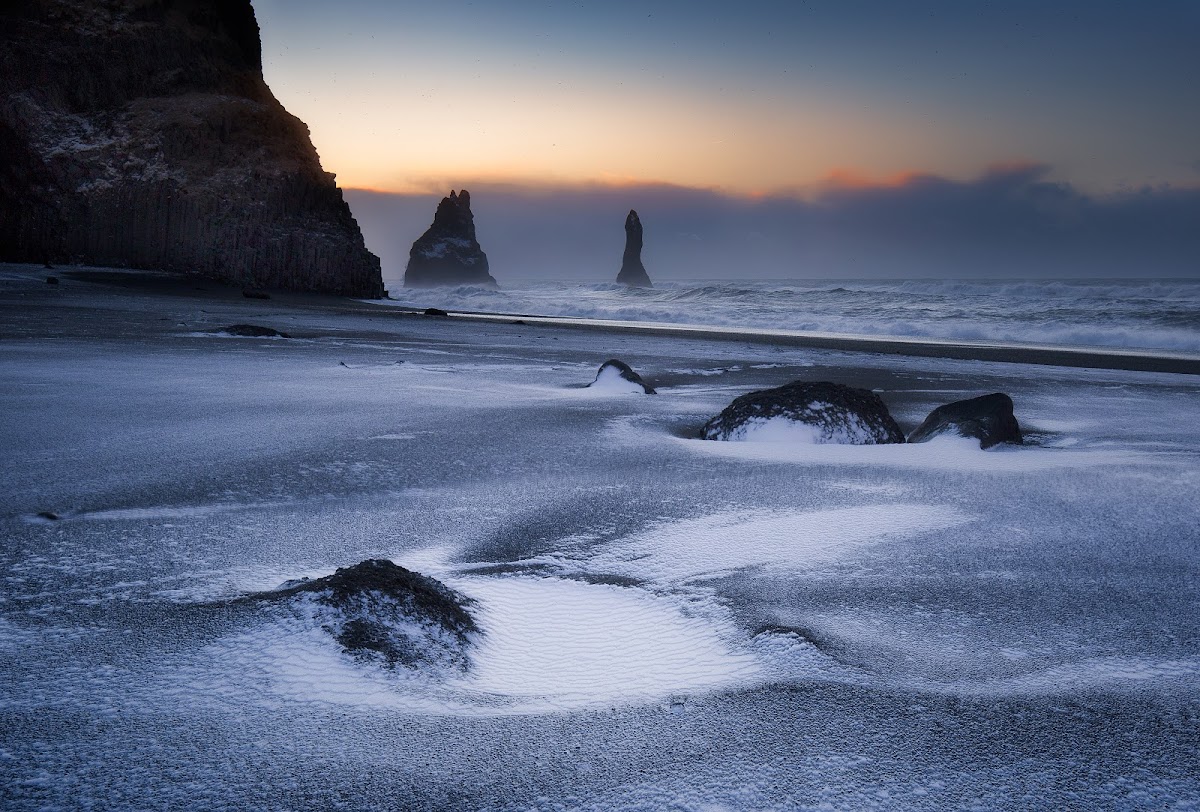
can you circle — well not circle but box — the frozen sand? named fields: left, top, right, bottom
left=1, top=265, right=1199, bottom=810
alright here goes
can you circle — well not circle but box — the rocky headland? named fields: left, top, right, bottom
left=0, top=0, right=385, bottom=297
left=403, top=190, right=496, bottom=288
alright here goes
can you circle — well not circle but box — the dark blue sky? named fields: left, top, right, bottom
left=253, top=0, right=1199, bottom=194
left=250, top=0, right=1199, bottom=278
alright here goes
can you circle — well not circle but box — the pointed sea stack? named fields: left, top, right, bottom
left=616, top=210, right=652, bottom=288
left=403, top=190, right=496, bottom=288
left=0, top=0, right=384, bottom=297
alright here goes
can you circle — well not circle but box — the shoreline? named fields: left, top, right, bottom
left=4, top=263, right=1198, bottom=376
left=361, top=303, right=1200, bottom=377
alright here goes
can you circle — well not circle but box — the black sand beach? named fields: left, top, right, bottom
left=2, top=262, right=1199, bottom=810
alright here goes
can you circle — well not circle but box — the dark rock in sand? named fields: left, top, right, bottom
left=589, top=359, right=657, bottom=394
left=616, top=210, right=652, bottom=288
left=45, top=276, right=58, bottom=285
left=256, top=559, right=478, bottom=669
left=0, top=0, right=384, bottom=298
left=242, top=289, right=271, bottom=300
left=907, top=392, right=1023, bottom=449
left=702, top=380, right=905, bottom=444
left=36, top=511, right=61, bottom=521
left=423, top=307, right=449, bottom=317
left=404, top=190, right=496, bottom=288
left=220, top=324, right=288, bottom=338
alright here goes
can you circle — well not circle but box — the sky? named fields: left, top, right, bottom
left=251, top=0, right=1200, bottom=280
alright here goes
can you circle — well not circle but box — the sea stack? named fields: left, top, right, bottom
left=616, top=210, right=653, bottom=288
left=0, top=0, right=384, bottom=298
left=403, top=190, right=496, bottom=288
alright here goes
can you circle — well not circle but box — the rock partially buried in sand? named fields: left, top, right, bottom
left=702, top=380, right=905, bottom=444
left=241, top=288, right=271, bottom=300
left=423, top=307, right=449, bottom=317
left=907, top=392, right=1023, bottom=449
left=219, top=324, right=289, bottom=338
left=256, top=559, right=478, bottom=670
left=588, top=359, right=657, bottom=394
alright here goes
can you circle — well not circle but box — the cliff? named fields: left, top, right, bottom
left=616, top=209, right=651, bottom=287
left=403, top=190, right=496, bottom=288
left=0, top=0, right=385, bottom=297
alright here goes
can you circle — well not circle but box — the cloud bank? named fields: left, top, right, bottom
left=346, top=165, right=1200, bottom=284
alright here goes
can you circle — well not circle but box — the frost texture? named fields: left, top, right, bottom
left=1, top=275, right=1198, bottom=810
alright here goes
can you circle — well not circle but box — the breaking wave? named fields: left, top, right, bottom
left=379, top=278, right=1200, bottom=353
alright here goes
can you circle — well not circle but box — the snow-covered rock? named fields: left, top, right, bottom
left=253, top=559, right=478, bottom=671
left=588, top=359, right=657, bottom=394
left=701, top=380, right=905, bottom=444
left=907, top=392, right=1023, bottom=448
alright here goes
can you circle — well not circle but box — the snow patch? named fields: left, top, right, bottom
left=681, top=433, right=1156, bottom=472
left=447, top=576, right=758, bottom=710
left=584, top=505, right=970, bottom=584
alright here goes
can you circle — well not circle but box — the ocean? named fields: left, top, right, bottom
left=382, top=278, right=1200, bottom=354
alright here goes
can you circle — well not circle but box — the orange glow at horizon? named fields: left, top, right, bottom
left=271, top=59, right=1015, bottom=199
left=250, top=0, right=1200, bottom=204
left=340, top=163, right=1001, bottom=201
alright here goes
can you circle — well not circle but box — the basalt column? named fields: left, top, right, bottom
left=0, top=0, right=385, bottom=297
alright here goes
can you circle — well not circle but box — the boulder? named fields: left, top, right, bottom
left=616, top=210, right=652, bottom=288
left=256, top=559, right=478, bottom=670
left=403, top=190, right=497, bottom=288
left=702, top=380, right=905, bottom=444
left=0, top=0, right=385, bottom=297
left=219, top=324, right=288, bottom=337
left=907, top=393, right=1022, bottom=448
left=423, top=307, right=449, bottom=317
left=588, top=359, right=656, bottom=394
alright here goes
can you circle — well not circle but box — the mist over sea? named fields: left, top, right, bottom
left=381, top=278, right=1200, bottom=354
